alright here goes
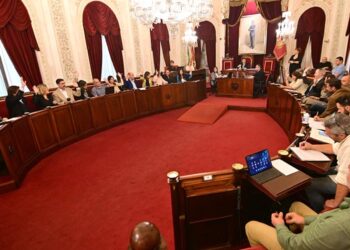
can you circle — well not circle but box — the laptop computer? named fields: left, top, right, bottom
left=105, top=86, right=115, bottom=95
left=245, top=149, right=283, bottom=184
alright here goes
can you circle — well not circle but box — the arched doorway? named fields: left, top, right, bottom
left=295, top=7, right=326, bottom=67
left=83, top=1, right=124, bottom=78
left=195, top=21, right=216, bottom=71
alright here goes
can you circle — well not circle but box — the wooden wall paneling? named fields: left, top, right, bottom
left=10, top=116, right=40, bottom=174
left=0, top=124, right=22, bottom=183
left=217, top=78, right=254, bottom=97
left=134, top=90, right=150, bottom=116
left=185, top=81, right=199, bottom=106
left=29, top=110, right=59, bottom=153
left=161, top=84, right=177, bottom=110
left=50, top=105, right=77, bottom=144
left=174, top=84, right=187, bottom=108
left=147, top=86, right=162, bottom=113
left=105, top=94, right=125, bottom=123
left=120, top=91, right=138, bottom=120
left=197, top=80, right=207, bottom=101
left=89, top=97, right=110, bottom=129
left=70, top=100, right=94, bottom=136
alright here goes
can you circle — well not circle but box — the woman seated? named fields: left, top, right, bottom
left=75, top=80, right=89, bottom=100
left=176, top=68, right=192, bottom=83
left=152, top=70, right=168, bottom=86
left=107, top=73, right=124, bottom=93
left=5, top=80, right=28, bottom=118
left=282, top=71, right=308, bottom=94
left=33, top=84, right=55, bottom=109
left=142, top=71, right=153, bottom=88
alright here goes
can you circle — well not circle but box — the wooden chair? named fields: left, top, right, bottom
left=263, top=56, right=277, bottom=82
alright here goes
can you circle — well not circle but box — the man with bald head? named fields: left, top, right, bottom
left=129, top=221, right=167, bottom=250
left=91, top=78, right=106, bottom=97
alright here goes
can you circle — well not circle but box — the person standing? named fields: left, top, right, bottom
left=288, top=48, right=302, bottom=77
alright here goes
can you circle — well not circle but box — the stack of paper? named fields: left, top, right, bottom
left=291, top=147, right=331, bottom=161
left=309, top=118, right=326, bottom=130
left=272, top=159, right=298, bottom=176
left=310, top=128, right=334, bottom=144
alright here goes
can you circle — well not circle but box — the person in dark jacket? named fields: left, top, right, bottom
left=288, top=48, right=302, bottom=77
left=5, top=81, right=28, bottom=118
left=33, top=84, right=55, bottom=109
left=253, top=64, right=266, bottom=97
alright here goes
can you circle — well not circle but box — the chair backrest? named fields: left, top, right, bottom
left=263, top=56, right=276, bottom=74
left=222, top=58, right=234, bottom=70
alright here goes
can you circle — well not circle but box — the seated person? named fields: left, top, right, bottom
left=314, top=95, right=350, bottom=121
left=33, top=84, right=55, bottom=109
left=245, top=196, right=350, bottom=250
left=128, top=221, right=167, bottom=250
left=52, top=78, right=81, bottom=105
left=91, top=78, right=106, bottom=97
left=176, top=68, right=192, bottom=83
left=311, top=78, right=350, bottom=118
left=237, top=58, right=250, bottom=69
left=300, top=113, right=350, bottom=212
left=161, top=69, right=176, bottom=84
left=125, top=72, right=138, bottom=90
left=317, top=56, right=333, bottom=71
left=142, top=71, right=153, bottom=88
left=107, top=73, right=124, bottom=93
left=5, top=79, right=28, bottom=118
left=75, top=80, right=89, bottom=100
left=253, top=64, right=266, bottom=97
left=281, top=71, right=307, bottom=94
left=169, top=60, right=178, bottom=71
left=332, top=56, right=346, bottom=80
left=152, top=70, right=168, bottom=86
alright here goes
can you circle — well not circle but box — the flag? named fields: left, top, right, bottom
left=273, top=38, right=287, bottom=61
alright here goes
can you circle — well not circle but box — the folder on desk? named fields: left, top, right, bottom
left=290, top=147, right=331, bottom=161
left=309, top=118, right=326, bottom=130
left=310, top=128, right=334, bottom=144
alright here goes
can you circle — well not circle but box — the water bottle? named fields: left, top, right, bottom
left=302, top=112, right=310, bottom=125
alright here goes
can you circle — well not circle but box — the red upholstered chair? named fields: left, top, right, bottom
left=222, top=58, right=234, bottom=70
left=0, top=100, right=9, bottom=118
left=263, top=56, right=277, bottom=82
left=241, top=55, right=254, bottom=68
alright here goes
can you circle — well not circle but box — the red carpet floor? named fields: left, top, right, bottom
left=177, top=103, right=227, bottom=124
left=0, top=101, right=288, bottom=250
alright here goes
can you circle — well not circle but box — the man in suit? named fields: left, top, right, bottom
left=238, top=58, right=250, bottom=69
left=304, top=69, right=325, bottom=98
left=161, top=69, right=176, bottom=84
left=253, top=64, right=266, bottom=97
left=52, top=78, right=81, bottom=105
left=125, top=72, right=138, bottom=90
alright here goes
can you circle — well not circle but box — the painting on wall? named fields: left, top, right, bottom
left=238, top=14, right=267, bottom=55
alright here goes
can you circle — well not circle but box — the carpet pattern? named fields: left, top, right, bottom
left=177, top=103, right=227, bottom=124
left=0, top=99, right=288, bottom=250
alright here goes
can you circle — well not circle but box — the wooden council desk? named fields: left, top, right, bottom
left=216, top=77, right=254, bottom=98
left=0, top=81, right=206, bottom=193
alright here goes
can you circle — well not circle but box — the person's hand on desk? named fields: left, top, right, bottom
left=299, top=141, right=313, bottom=150
left=313, top=115, right=323, bottom=121
left=325, top=199, right=339, bottom=209
left=271, top=212, right=284, bottom=226
left=285, top=212, right=305, bottom=225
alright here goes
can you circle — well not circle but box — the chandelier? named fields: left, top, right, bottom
left=276, top=11, right=295, bottom=38
left=129, top=0, right=213, bottom=34
left=182, top=23, right=198, bottom=47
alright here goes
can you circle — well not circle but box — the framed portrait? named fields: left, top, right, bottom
left=238, top=14, right=267, bottom=55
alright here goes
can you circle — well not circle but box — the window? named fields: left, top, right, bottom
left=101, top=35, right=117, bottom=81
left=0, top=40, right=22, bottom=97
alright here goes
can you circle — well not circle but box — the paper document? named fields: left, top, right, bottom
left=272, top=159, right=298, bottom=176
left=309, top=118, right=326, bottom=130
left=291, top=147, right=331, bottom=161
left=310, top=128, right=334, bottom=144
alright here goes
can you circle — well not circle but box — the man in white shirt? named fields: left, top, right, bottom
left=52, top=78, right=81, bottom=105
left=332, top=56, right=346, bottom=80
left=300, top=113, right=350, bottom=212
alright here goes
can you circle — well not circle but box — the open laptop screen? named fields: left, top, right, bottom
left=245, top=149, right=273, bottom=176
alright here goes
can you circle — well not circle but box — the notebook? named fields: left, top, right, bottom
left=290, top=147, right=331, bottom=161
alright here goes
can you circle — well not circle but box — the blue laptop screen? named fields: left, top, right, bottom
left=245, top=149, right=273, bottom=176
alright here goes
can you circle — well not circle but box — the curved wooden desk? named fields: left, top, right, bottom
left=0, top=81, right=206, bottom=192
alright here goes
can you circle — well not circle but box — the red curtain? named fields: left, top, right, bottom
left=83, top=1, right=124, bottom=78
left=150, top=22, right=170, bottom=71
left=0, top=0, right=42, bottom=89
left=295, top=7, right=325, bottom=67
left=195, top=21, right=216, bottom=71
left=256, top=0, right=281, bottom=22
